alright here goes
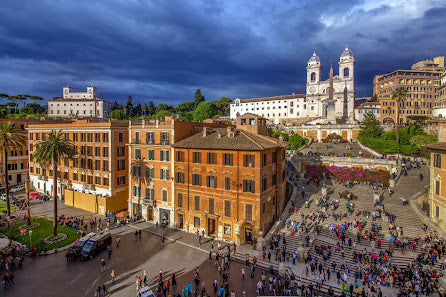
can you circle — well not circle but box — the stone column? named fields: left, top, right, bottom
left=256, top=231, right=264, bottom=252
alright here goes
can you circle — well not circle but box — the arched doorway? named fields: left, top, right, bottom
left=382, top=116, right=395, bottom=125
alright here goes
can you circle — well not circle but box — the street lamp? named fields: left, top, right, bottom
left=29, top=229, right=33, bottom=249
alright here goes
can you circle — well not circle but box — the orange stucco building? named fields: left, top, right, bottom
left=173, top=114, right=288, bottom=243
left=27, top=119, right=129, bottom=214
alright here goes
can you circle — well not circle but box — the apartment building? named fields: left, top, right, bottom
left=374, top=56, right=444, bottom=124
left=173, top=114, right=287, bottom=243
left=0, top=119, right=39, bottom=189
left=27, top=119, right=128, bottom=214
left=48, top=86, right=114, bottom=119
left=354, top=102, right=380, bottom=122
left=127, top=117, right=227, bottom=227
left=433, top=71, right=446, bottom=118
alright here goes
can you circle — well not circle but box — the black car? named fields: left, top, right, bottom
left=79, top=231, right=112, bottom=261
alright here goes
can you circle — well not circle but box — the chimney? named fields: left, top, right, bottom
left=202, top=127, right=207, bottom=137
left=218, top=133, right=221, bottom=139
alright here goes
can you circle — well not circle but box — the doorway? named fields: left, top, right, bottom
left=178, top=213, right=184, bottom=229
left=146, top=207, right=153, bottom=221
left=17, top=174, right=21, bottom=184
left=245, top=228, right=253, bottom=244
left=207, top=218, right=216, bottom=237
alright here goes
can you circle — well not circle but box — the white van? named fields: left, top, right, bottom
left=137, top=286, right=155, bottom=297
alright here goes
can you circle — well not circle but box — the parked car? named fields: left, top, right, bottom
left=72, top=233, right=96, bottom=256
left=79, top=231, right=112, bottom=261
left=30, top=192, right=41, bottom=199
left=10, top=185, right=25, bottom=193
left=138, top=286, right=156, bottom=297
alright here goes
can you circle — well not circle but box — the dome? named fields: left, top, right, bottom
left=308, top=51, right=321, bottom=63
left=340, top=46, right=354, bottom=59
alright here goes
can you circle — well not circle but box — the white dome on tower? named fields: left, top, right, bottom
left=340, top=46, right=354, bottom=60
left=308, top=51, right=321, bottom=64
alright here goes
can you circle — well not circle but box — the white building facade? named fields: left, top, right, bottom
left=230, top=47, right=356, bottom=122
left=354, top=102, right=381, bottom=122
left=48, top=86, right=114, bottom=119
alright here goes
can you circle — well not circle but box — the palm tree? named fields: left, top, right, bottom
left=392, top=87, right=408, bottom=145
left=130, top=158, right=149, bottom=219
left=0, top=122, right=26, bottom=216
left=33, top=130, right=75, bottom=236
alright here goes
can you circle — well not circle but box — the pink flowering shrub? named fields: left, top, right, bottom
left=305, top=165, right=390, bottom=186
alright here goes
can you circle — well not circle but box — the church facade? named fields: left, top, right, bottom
left=230, top=47, right=356, bottom=122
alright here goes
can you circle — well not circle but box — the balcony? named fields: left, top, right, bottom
left=82, top=183, right=95, bottom=190
left=60, top=179, right=72, bottom=185
left=161, top=139, right=169, bottom=145
left=38, top=175, right=48, bottom=181
left=146, top=139, right=155, bottom=145
left=132, top=139, right=140, bottom=144
left=143, top=198, right=156, bottom=207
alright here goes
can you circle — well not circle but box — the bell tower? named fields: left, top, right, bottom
left=306, top=51, right=322, bottom=85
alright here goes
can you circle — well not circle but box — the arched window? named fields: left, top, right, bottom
left=236, top=100, right=240, bottom=107
left=343, top=68, right=350, bottom=77
left=310, top=72, right=316, bottom=82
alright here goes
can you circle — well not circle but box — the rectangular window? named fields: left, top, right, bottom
left=160, top=150, right=169, bottom=161
left=134, top=132, right=140, bottom=144
left=245, top=204, right=252, bottom=221
left=160, top=169, right=169, bottom=180
left=272, top=174, right=277, bottom=186
left=133, top=185, right=141, bottom=197
left=103, top=147, right=109, bottom=157
left=94, top=146, right=101, bottom=157
left=117, top=176, right=125, bottom=185
left=436, top=180, right=441, bottom=196
left=145, top=167, right=154, bottom=178
left=161, top=132, right=169, bottom=145
left=95, top=133, right=100, bottom=142
left=145, top=188, right=154, bottom=200
left=206, top=176, right=217, bottom=188
left=87, top=133, right=92, bottom=142
left=29, top=133, right=33, bottom=140
left=209, top=198, right=214, bottom=215
left=272, top=151, right=277, bottom=163
left=243, top=154, right=255, bottom=167
left=80, top=133, right=86, bottom=142
left=261, top=154, right=267, bottom=166
left=73, top=172, right=78, bottom=181
left=194, top=196, right=200, bottom=211
left=146, top=132, right=154, bottom=144
left=207, top=153, right=217, bottom=164
left=224, top=177, right=231, bottom=190
left=194, top=216, right=200, bottom=228
left=177, top=193, right=183, bottom=208
left=147, top=149, right=155, bottom=160
left=117, top=146, right=125, bottom=157
left=436, top=206, right=440, bottom=218
left=224, top=224, right=231, bottom=236
left=176, top=172, right=184, bottom=183
left=434, top=153, right=442, bottom=168
left=134, top=149, right=141, bottom=159
left=192, top=152, right=202, bottom=163
left=224, top=201, right=231, bottom=217
left=104, top=133, right=110, bottom=143
left=243, top=180, right=255, bottom=193
left=132, top=165, right=141, bottom=177
left=192, top=174, right=202, bottom=186
left=261, top=178, right=268, bottom=192
left=176, top=151, right=185, bottom=162
left=223, top=153, right=233, bottom=166
left=102, top=160, right=109, bottom=171
left=162, top=189, right=168, bottom=202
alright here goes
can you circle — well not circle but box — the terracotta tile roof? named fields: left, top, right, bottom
left=173, top=127, right=286, bottom=151
left=230, top=94, right=305, bottom=104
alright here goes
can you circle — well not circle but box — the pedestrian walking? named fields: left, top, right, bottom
left=95, top=284, right=101, bottom=297
left=107, top=246, right=112, bottom=258
left=111, top=269, right=116, bottom=283
left=162, top=234, right=165, bottom=247
left=138, top=229, right=142, bottom=239
left=135, top=230, right=138, bottom=241
left=101, top=284, right=107, bottom=297
left=116, top=237, right=120, bottom=248
left=143, top=270, right=148, bottom=285
left=241, top=268, right=245, bottom=280
left=100, top=259, right=106, bottom=272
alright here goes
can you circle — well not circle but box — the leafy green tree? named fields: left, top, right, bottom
left=33, top=130, right=76, bottom=236
left=194, top=89, right=205, bottom=107
left=21, top=103, right=46, bottom=114
left=214, top=97, right=231, bottom=115
left=147, top=101, right=156, bottom=116
left=0, top=122, right=26, bottom=216
left=125, top=95, right=134, bottom=116
left=30, top=95, right=43, bottom=105
left=271, top=130, right=289, bottom=142
left=193, top=102, right=219, bottom=122
left=109, top=109, right=128, bottom=120
left=134, top=103, right=142, bottom=117
left=155, top=109, right=173, bottom=118
left=112, top=100, right=122, bottom=110
left=392, top=87, right=408, bottom=145
left=179, top=112, right=193, bottom=122
left=288, top=134, right=308, bottom=150
left=176, top=101, right=195, bottom=113
left=409, top=134, right=437, bottom=148
left=359, top=112, right=381, bottom=138
left=157, top=103, right=169, bottom=111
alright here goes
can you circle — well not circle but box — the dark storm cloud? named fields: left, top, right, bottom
left=0, top=0, right=445, bottom=105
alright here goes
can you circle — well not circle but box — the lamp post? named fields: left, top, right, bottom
left=25, top=179, right=31, bottom=226
left=29, top=229, right=33, bottom=249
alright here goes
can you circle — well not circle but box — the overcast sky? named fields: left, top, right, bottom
left=0, top=0, right=445, bottom=106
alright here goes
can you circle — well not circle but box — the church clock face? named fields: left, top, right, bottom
left=309, top=87, right=316, bottom=94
